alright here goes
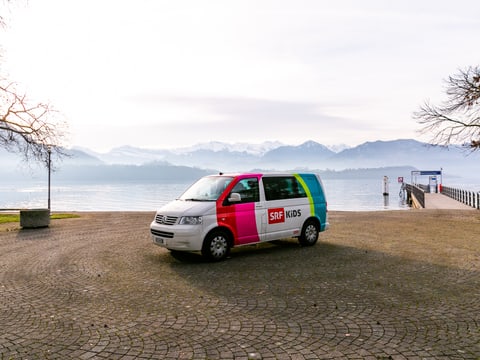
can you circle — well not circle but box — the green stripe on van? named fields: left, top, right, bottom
left=294, top=174, right=315, bottom=216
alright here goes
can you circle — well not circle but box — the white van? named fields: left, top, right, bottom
left=150, top=172, right=328, bottom=261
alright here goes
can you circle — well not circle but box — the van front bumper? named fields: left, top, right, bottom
left=150, top=222, right=204, bottom=252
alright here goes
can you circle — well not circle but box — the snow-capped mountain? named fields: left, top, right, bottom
left=2, top=139, right=479, bottom=181
left=69, top=138, right=480, bottom=173
left=73, top=141, right=286, bottom=165
left=173, top=141, right=285, bottom=155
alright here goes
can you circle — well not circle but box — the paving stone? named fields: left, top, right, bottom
left=0, top=211, right=479, bottom=359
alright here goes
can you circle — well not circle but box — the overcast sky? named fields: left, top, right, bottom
left=2, top=0, right=480, bottom=152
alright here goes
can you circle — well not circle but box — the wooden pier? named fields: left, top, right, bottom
left=423, top=193, right=475, bottom=210
left=405, top=183, right=478, bottom=210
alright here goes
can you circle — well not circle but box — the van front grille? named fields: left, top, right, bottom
left=155, top=214, right=178, bottom=225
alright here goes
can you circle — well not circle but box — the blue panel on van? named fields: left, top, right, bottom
left=296, top=173, right=328, bottom=231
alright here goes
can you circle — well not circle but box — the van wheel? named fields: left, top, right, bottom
left=299, top=219, right=319, bottom=246
left=202, top=230, right=230, bottom=261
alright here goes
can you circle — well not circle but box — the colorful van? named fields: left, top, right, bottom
left=150, top=172, right=328, bottom=261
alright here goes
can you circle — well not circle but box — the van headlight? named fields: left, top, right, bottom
left=178, top=216, right=203, bottom=225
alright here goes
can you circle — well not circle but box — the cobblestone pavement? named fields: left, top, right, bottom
left=0, top=211, right=479, bottom=359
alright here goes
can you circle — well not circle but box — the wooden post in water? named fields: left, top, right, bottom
left=382, top=176, right=389, bottom=196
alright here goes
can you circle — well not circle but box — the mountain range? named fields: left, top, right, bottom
left=1, top=139, right=479, bottom=182
left=75, top=139, right=478, bottom=173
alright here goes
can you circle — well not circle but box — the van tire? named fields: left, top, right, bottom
left=299, top=219, right=319, bottom=246
left=202, top=230, right=231, bottom=261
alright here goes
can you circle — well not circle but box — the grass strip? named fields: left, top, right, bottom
left=0, top=213, right=80, bottom=224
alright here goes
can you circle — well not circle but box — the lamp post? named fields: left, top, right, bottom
left=47, top=146, right=51, bottom=211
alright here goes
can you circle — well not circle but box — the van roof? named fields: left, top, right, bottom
left=212, top=172, right=318, bottom=177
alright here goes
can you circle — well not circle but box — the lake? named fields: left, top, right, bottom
left=1, top=175, right=478, bottom=212
left=0, top=178, right=408, bottom=212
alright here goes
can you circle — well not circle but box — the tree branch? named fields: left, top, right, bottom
left=1, top=79, right=67, bottom=166
left=414, top=66, right=480, bottom=150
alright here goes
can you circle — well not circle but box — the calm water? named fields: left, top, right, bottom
left=0, top=178, right=415, bottom=212
left=2, top=175, right=479, bottom=212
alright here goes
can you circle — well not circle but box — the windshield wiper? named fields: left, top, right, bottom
left=182, top=198, right=212, bottom=201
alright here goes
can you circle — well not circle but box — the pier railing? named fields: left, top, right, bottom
left=405, top=183, right=425, bottom=208
left=441, top=186, right=480, bottom=209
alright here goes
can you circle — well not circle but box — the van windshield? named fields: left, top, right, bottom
left=179, top=176, right=234, bottom=201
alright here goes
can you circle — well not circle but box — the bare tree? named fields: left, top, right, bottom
left=1, top=79, right=67, bottom=166
left=414, top=66, right=480, bottom=150
left=1, top=1, right=66, bottom=167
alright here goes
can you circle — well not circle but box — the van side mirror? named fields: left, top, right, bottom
left=228, top=192, right=241, bottom=202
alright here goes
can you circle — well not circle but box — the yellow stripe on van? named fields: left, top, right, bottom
left=294, top=174, right=315, bottom=216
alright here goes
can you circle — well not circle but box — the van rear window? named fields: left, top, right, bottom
left=263, top=176, right=307, bottom=201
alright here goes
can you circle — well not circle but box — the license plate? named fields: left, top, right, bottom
left=154, top=236, right=165, bottom=245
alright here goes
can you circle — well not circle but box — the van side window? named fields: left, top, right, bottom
left=263, top=176, right=307, bottom=201
left=230, top=178, right=259, bottom=203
